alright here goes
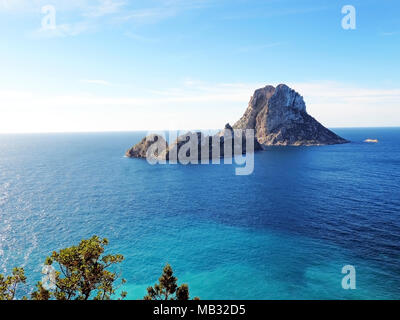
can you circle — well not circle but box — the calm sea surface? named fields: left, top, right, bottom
left=0, top=128, right=399, bottom=299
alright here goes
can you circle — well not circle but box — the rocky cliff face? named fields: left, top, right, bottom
left=233, top=84, right=348, bottom=146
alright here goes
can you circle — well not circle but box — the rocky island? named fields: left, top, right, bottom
left=126, top=84, right=349, bottom=159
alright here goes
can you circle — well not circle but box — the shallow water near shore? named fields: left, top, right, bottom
left=0, top=128, right=399, bottom=299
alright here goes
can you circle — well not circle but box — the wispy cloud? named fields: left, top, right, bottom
left=287, top=81, right=400, bottom=127
left=380, top=31, right=400, bottom=36
left=1, top=0, right=212, bottom=37
left=0, top=0, right=124, bottom=13
left=124, top=31, right=159, bottom=42
left=84, top=0, right=126, bottom=17
left=1, top=1, right=125, bottom=38
left=237, top=42, right=285, bottom=53
left=32, top=22, right=93, bottom=38
left=2, top=80, right=399, bottom=133
left=80, top=79, right=113, bottom=86
left=16, top=1, right=127, bottom=38
left=115, top=0, right=212, bottom=24
left=117, top=7, right=176, bottom=24
left=222, top=5, right=330, bottom=20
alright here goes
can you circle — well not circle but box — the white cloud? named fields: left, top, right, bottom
left=237, top=42, right=285, bottom=53
left=1, top=0, right=126, bottom=37
left=0, top=0, right=123, bottom=13
left=83, top=0, right=126, bottom=17
left=380, top=31, right=400, bottom=36
left=124, top=32, right=159, bottom=42
left=0, top=0, right=217, bottom=40
left=115, top=0, right=212, bottom=24
left=0, top=81, right=399, bottom=133
left=287, top=81, right=400, bottom=127
left=80, top=79, right=113, bottom=86
left=1, top=0, right=210, bottom=30
left=117, top=7, right=176, bottom=24
left=32, top=22, right=93, bottom=38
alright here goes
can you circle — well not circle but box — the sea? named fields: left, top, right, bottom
left=0, top=128, right=399, bottom=300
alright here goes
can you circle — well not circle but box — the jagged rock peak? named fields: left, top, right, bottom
left=233, top=85, right=276, bottom=130
left=234, top=84, right=348, bottom=146
left=272, top=84, right=306, bottom=112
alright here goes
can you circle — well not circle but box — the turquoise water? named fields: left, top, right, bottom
left=0, top=128, right=399, bottom=299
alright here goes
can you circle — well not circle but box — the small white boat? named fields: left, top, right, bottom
left=364, top=139, right=379, bottom=143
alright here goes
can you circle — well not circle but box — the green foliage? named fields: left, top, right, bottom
left=31, top=282, right=51, bottom=300
left=176, top=283, right=189, bottom=300
left=1, top=236, right=197, bottom=301
left=31, top=235, right=127, bottom=300
left=0, top=267, right=26, bottom=300
left=144, top=263, right=198, bottom=300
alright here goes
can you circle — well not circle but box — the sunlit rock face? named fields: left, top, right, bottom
left=233, top=84, right=349, bottom=146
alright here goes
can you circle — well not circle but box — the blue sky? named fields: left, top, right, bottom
left=0, top=0, right=399, bottom=133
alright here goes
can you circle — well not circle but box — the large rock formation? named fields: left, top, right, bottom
left=126, top=84, right=349, bottom=159
left=233, top=84, right=348, bottom=146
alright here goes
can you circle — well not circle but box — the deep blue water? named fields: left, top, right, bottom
left=0, top=128, right=399, bottom=299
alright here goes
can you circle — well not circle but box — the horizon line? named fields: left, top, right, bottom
left=0, top=126, right=400, bottom=135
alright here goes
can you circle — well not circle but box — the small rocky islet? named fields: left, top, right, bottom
left=125, top=84, right=349, bottom=160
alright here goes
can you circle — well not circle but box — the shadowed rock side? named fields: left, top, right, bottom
left=125, top=126, right=262, bottom=161
left=125, top=134, right=168, bottom=159
left=126, top=84, right=349, bottom=159
left=233, top=84, right=349, bottom=146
